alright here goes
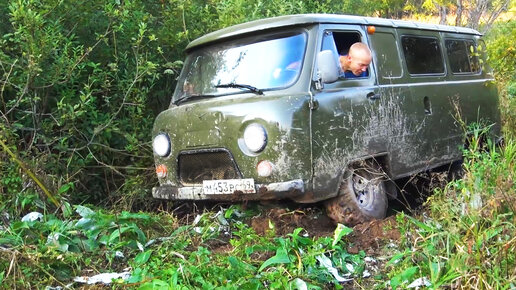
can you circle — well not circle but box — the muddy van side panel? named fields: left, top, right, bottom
left=367, top=26, right=433, bottom=177
left=369, top=28, right=500, bottom=178
left=440, top=33, right=501, bottom=138
left=310, top=24, right=389, bottom=199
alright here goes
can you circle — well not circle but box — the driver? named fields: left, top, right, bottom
left=338, top=42, right=372, bottom=78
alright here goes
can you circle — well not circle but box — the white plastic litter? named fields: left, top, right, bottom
left=407, top=277, right=431, bottom=288
left=316, top=254, right=352, bottom=282
left=291, top=278, right=308, bottom=290
left=145, top=236, right=173, bottom=247
left=22, top=212, right=43, bottom=222
left=192, top=214, right=202, bottom=226
left=213, top=210, right=229, bottom=226
left=345, top=263, right=354, bottom=273
left=47, top=232, right=60, bottom=245
left=362, top=270, right=371, bottom=278
left=136, top=241, right=145, bottom=252
left=74, top=272, right=131, bottom=285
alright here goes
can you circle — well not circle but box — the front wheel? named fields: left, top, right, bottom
left=325, top=165, right=388, bottom=226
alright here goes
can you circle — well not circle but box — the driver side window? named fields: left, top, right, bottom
left=321, top=31, right=369, bottom=79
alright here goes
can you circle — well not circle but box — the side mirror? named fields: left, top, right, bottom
left=317, top=50, right=339, bottom=84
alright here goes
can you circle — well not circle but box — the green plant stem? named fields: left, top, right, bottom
left=0, top=138, right=60, bottom=208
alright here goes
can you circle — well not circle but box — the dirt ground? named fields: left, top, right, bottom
left=246, top=202, right=401, bottom=256
left=169, top=170, right=450, bottom=256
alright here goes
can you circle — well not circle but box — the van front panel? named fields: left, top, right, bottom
left=152, top=27, right=317, bottom=201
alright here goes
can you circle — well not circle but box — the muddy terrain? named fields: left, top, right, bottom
left=166, top=170, right=450, bottom=259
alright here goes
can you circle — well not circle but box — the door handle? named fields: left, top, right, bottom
left=366, top=92, right=381, bottom=100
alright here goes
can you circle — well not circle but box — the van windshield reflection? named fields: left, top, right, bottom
left=173, top=32, right=307, bottom=103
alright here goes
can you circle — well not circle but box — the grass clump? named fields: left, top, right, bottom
left=386, top=129, right=515, bottom=289
left=0, top=202, right=368, bottom=288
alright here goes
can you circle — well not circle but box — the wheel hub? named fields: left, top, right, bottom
left=352, top=174, right=376, bottom=210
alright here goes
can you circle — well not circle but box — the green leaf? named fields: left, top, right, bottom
left=0, top=236, right=21, bottom=246
left=58, top=182, right=74, bottom=194
left=332, top=223, right=353, bottom=247
left=134, top=250, right=152, bottom=266
left=401, top=266, right=419, bottom=281
left=386, top=251, right=408, bottom=267
left=258, top=247, right=291, bottom=272
left=391, top=266, right=419, bottom=289
left=11, top=221, right=31, bottom=232
left=75, top=205, right=95, bottom=218
left=119, top=211, right=151, bottom=221
left=127, top=267, right=145, bottom=283
left=405, top=215, right=433, bottom=233
left=61, top=201, right=73, bottom=218
left=138, top=279, right=170, bottom=290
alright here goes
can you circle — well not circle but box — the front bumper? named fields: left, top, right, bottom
left=152, top=179, right=305, bottom=201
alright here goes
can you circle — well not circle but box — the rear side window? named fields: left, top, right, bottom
left=401, top=36, right=444, bottom=75
left=445, top=39, right=480, bottom=73
left=369, top=32, right=402, bottom=79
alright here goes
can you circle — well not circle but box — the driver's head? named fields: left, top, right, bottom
left=344, top=42, right=372, bottom=76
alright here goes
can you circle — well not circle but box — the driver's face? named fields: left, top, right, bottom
left=348, top=51, right=371, bottom=76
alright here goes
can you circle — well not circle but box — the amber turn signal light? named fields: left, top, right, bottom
left=156, top=164, right=168, bottom=178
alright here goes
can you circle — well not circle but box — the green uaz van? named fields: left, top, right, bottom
left=151, top=14, right=501, bottom=225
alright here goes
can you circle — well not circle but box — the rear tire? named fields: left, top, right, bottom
left=325, top=165, right=388, bottom=226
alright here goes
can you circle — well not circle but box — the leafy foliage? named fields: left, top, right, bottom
left=0, top=1, right=514, bottom=289
left=486, top=19, right=516, bottom=135
left=0, top=203, right=166, bottom=288
left=0, top=204, right=367, bottom=288
left=0, top=0, right=512, bottom=213
left=386, top=128, right=516, bottom=289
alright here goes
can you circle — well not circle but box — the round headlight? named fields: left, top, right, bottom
left=243, top=123, right=267, bottom=153
left=152, top=133, right=171, bottom=157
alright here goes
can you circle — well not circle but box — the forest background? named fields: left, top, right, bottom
left=0, top=0, right=515, bottom=288
left=1, top=0, right=514, bottom=209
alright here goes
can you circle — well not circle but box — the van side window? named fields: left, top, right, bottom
left=445, top=39, right=480, bottom=73
left=332, top=32, right=361, bottom=56
left=321, top=31, right=367, bottom=79
left=369, top=32, right=402, bottom=79
left=401, top=36, right=444, bottom=75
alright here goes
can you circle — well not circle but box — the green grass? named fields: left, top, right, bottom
left=1, top=132, right=515, bottom=289
left=385, top=132, right=516, bottom=289
left=0, top=202, right=369, bottom=288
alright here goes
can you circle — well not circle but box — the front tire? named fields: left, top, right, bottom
left=325, top=165, right=388, bottom=226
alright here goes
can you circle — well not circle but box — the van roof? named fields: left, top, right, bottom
left=186, top=13, right=481, bottom=51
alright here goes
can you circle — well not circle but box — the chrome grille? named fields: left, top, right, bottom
left=178, top=150, right=240, bottom=185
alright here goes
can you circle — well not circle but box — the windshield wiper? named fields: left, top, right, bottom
left=173, top=94, right=216, bottom=106
left=215, top=83, right=264, bottom=95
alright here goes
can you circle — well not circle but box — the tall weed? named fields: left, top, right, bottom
left=388, top=131, right=515, bottom=288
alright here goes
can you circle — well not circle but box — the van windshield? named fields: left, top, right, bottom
left=173, top=32, right=307, bottom=103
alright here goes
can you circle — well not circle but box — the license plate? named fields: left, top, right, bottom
left=202, top=179, right=256, bottom=195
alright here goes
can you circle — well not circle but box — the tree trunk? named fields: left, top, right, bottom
left=455, top=0, right=463, bottom=26
left=439, top=5, right=448, bottom=25
left=466, top=0, right=488, bottom=30
left=482, top=0, right=510, bottom=33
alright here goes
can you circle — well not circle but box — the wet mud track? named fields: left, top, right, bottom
left=164, top=170, right=450, bottom=255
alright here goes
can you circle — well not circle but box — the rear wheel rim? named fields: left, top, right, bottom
left=352, top=174, right=376, bottom=211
